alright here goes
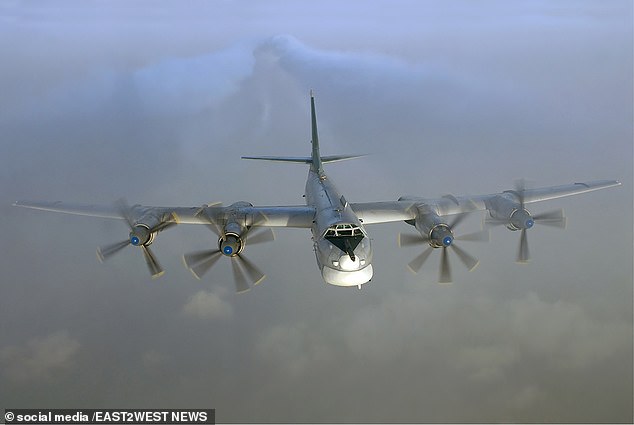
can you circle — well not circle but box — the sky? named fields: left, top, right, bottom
left=1, top=1, right=632, bottom=423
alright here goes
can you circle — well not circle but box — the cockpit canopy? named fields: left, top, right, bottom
left=322, top=223, right=366, bottom=261
left=323, top=223, right=365, bottom=238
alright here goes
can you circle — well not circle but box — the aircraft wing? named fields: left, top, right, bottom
left=12, top=200, right=128, bottom=219
left=12, top=179, right=620, bottom=283
left=350, top=201, right=416, bottom=224
left=12, top=200, right=315, bottom=282
left=14, top=180, right=620, bottom=227
left=352, top=180, right=621, bottom=223
left=491, top=180, right=622, bottom=204
left=13, top=200, right=315, bottom=228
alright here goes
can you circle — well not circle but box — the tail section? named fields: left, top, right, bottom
left=241, top=91, right=364, bottom=167
left=309, top=90, right=323, bottom=174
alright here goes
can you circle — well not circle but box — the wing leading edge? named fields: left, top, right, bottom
left=14, top=179, right=620, bottom=227
left=13, top=200, right=316, bottom=228
left=352, top=179, right=621, bottom=224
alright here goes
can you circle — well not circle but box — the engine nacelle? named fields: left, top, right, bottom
left=218, top=232, right=244, bottom=257
left=427, top=223, right=454, bottom=248
left=127, top=212, right=165, bottom=246
left=410, top=208, right=454, bottom=248
left=507, top=208, right=534, bottom=231
left=486, top=194, right=534, bottom=231
left=216, top=216, right=248, bottom=257
left=129, top=224, right=155, bottom=246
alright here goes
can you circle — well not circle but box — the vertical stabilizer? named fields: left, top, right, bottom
left=310, top=90, right=323, bottom=174
left=241, top=92, right=364, bottom=166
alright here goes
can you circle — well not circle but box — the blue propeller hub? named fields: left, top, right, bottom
left=429, top=224, right=454, bottom=248
left=510, top=208, right=534, bottom=230
left=129, top=225, right=151, bottom=246
left=220, top=234, right=242, bottom=257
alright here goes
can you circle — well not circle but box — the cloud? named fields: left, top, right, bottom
left=0, top=2, right=631, bottom=422
left=255, top=322, right=335, bottom=379
left=455, top=344, right=519, bottom=382
left=506, top=292, right=632, bottom=369
left=182, top=290, right=233, bottom=320
left=5, top=41, right=257, bottom=124
left=0, top=330, right=80, bottom=383
left=141, top=349, right=169, bottom=369
left=249, top=289, right=631, bottom=420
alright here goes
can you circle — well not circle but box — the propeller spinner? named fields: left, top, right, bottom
left=96, top=199, right=176, bottom=278
left=182, top=209, right=274, bottom=293
left=399, top=210, right=489, bottom=284
left=485, top=179, right=566, bottom=263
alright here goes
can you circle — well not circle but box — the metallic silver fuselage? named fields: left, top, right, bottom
left=305, top=169, right=373, bottom=286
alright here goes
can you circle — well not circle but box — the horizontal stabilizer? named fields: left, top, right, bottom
left=241, top=154, right=365, bottom=164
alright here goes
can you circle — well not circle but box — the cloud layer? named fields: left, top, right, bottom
left=1, top=1, right=631, bottom=422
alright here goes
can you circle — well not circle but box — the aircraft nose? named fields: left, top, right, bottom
left=339, top=254, right=360, bottom=271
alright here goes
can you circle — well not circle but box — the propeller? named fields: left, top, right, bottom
left=485, top=180, right=566, bottom=263
left=398, top=211, right=489, bottom=284
left=183, top=209, right=274, bottom=293
left=96, top=199, right=176, bottom=278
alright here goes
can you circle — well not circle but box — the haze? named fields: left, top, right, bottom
left=1, top=1, right=632, bottom=423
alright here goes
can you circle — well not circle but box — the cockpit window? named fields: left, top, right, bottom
left=323, top=224, right=364, bottom=238
left=323, top=224, right=365, bottom=260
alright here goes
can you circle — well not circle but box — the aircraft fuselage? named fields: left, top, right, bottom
left=305, top=168, right=373, bottom=286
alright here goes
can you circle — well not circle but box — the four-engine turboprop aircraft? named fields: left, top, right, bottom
left=13, top=93, right=621, bottom=292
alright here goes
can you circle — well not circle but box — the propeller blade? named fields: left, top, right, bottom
left=398, top=232, right=428, bottom=248
left=114, top=198, right=134, bottom=229
left=98, top=200, right=177, bottom=277
left=443, top=199, right=483, bottom=232
left=196, top=208, right=223, bottom=236
left=183, top=249, right=223, bottom=279
left=97, top=239, right=130, bottom=262
left=236, top=254, right=266, bottom=286
left=537, top=218, right=567, bottom=229
left=449, top=211, right=470, bottom=229
left=251, top=211, right=270, bottom=227
left=407, top=246, right=434, bottom=273
left=246, top=227, right=275, bottom=245
left=141, top=245, right=164, bottom=278
left=484, top=217, right=508, bottom=227
left=152, top=213, right=179, bottom=233
left=534, top=209, right=566, bottom=229
left=451, top=244, right=479, bottom=271
left=230, top=257, right=251, bottom=293
left=533, top=209, right=564, bottom=221
left=439, top=247, right=452, bottom=284
left=456, top=229, right=490, bottom=243
left=517, top=229, right=530, bottom=263
left=514, top=179, right=527, bottom=208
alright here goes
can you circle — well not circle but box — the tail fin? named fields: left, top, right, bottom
left=309, top=90, right=323, bottom=174
left=241, top=91, right=365, bottom=167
